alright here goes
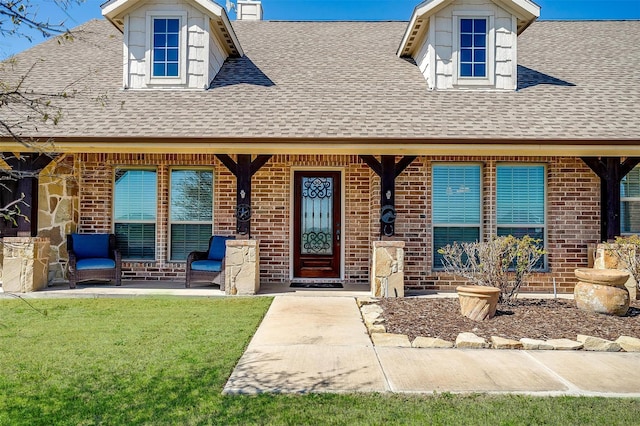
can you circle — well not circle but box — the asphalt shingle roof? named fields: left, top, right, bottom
left=2, top=19, right=639, bottom=143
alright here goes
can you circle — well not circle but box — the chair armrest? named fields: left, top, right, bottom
left=187, top=251, right=208, bottom=269
left=112, top=248, right=121, bottom=263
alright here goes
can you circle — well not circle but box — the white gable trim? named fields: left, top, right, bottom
left=397, top=0, right=540, bottom=57
left=102, top=0, right=243, bottom=57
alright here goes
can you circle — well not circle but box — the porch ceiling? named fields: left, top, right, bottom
left=2, top=136, right=640, bottom=157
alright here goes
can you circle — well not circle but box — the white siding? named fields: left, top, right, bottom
left=122, top=0, right=227, bottom=89
left=411, top=0, right=518, bottom=91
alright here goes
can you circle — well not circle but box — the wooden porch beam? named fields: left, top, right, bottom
left=1, top=152, right=56, bottom=237
left=581, top=157, right=640, bottom=242
left=215, top=154, right=272, bottom=235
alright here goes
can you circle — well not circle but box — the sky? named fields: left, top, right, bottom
left=1, top=0, right=639, bottom=59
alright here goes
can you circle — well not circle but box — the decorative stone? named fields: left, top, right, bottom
left=371, top=333, right=411, bottom=347
left=574, top=268, right=630, bottom=316
left=546, top=338, right=583, bottom=350
left=594, top=243, right=638, bottom=300
left=356, top=297, right=379, bottom=307
left=412, top=337, right=454, bottom=348
left=2, top=237, right=51, bottom=293
left=370, top=241, right=404, bottom=298
left=577, top=335, right=621, bottom=352
left=225, top=240, right=260, bottom=295
left=491, top=336, right=523, bottom=350
left=456, top=286, right=500, bottom=321
left=367, top=323, right=386, bottom=334
left=520, top=338, right=554, bottom=350
left=455, top=332, right=489, bottom=349
left=616, top=336, right=640, bottom=352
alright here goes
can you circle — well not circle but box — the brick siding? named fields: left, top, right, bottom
left=73, top=153, right=600, bottom=292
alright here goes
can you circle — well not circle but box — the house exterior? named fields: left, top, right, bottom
left=1, top=0, right=639, bottom=293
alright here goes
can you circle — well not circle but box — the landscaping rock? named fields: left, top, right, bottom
left=367, top=323, right=386, bottom=334
left=520, top=338, right=554, bottom=350
left=371, top=333, right=411, bottom=347
left=616, top=335, right=640, bottom=352
left=455, top=332, right=489, bottom=349
left=577, top=335, right=621, bottom=352
left=546, top=338, right=583, bottom=350
left=412, top=337, right=454, bottom=349
left=491, top=336, right=523, bottom=350
left=356, top=297, right=379, bottom=308
left=360, top=303, right=383, bottom=318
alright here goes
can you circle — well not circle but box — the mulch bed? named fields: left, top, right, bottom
left=379, top=297, right=640, bottom=342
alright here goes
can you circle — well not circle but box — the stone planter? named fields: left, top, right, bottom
left=574, top=268, right=630, bottom=316
left=456, top=285, right=500, bottom=321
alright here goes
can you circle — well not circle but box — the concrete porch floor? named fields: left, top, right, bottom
left=0, top=280, right=374, bottom=299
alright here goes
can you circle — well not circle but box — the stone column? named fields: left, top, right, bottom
left=594, top=243, right=638, bottom=300
left=2, top=237, right=51, bottom=292
left=371, top=241, right=404, bottom=298
left=225, top=239, right=260, bottom=295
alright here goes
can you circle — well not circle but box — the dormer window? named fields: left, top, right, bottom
left=152, top=18, right=180, bottom=77
left=459, top=18, right=487, bottom=78
left=452, top=13, right=495, bottom=87
left=145, top=11, right=187, bottom=85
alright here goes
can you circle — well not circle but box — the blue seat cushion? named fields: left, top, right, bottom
left=191, top=260, right=223, bottom=272
left=72, top=234, right=110, bottom=260
left=207, top=236, right=234, bottom=261
left=76, top=258, right=116, bottom=270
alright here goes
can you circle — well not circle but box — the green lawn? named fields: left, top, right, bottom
left=1, top=297, right=638, bottom=425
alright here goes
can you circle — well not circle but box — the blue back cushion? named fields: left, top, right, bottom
left=72, top=233, right=110, bottom=260
left=207, top=236, right=234, bottom=260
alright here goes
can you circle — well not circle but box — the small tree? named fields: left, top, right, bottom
left=438, top=235, right=546, bottom=304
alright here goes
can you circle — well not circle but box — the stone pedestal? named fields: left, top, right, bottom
left=371, top=241, right=404, bottom=298
left=2, top=237, right=51, bottom=293
left=574, top=268, right=630, bottom=316
left=225, top=239, right=260, bottom=295
left=593, top=243, right=638, bottom=300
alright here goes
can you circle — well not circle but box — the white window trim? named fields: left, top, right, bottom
left=452, top=11, right=495, bottom=87
left=145, top=11, right=188, bottom=86
left=496, top=163, right=548, bottom=270
left=431, top=162, right=483, bottom=271
left=621, top=166, right=640, bottom=235
left=168, top=167, right=215, bottom=262
left=112, top=167, right=158, bottom=261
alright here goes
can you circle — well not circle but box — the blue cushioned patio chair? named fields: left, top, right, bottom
left=186, top=235, right=234, bottom=289
left=67, top=233, right=122, bottom=289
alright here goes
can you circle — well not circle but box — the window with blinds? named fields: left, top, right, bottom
left=169, top=169, right=213, bottom=261
left=432, top=164, right=481, bottom=269
left=497, top=164, right=546, bottom=269
left=621, top=166, right=640, bottom=234
left=114, top=169, right=157, bottom=260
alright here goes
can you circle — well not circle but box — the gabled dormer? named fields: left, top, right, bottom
left=398, top=0, right=540, bottom=91
left=101, top=0, right=243, bottom=89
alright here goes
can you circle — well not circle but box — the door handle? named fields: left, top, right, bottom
left=336, top=229, right=341, bottom=242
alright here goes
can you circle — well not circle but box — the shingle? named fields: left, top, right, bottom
left=0, top=19, right=639, bottom=141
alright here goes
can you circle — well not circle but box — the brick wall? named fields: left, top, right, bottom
left=73, top=153, right=600, bottom=292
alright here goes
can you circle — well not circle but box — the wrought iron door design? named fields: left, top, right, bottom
left=293, top=171, right=341, bottom=278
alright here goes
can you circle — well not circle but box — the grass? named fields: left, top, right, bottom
left=1, top=296, right=639, bottom=425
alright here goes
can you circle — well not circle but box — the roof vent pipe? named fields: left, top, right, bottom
left=236, top=0, right=263, bottom=21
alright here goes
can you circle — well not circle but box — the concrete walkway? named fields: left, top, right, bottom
left=224, top=295, right=640, bottom=397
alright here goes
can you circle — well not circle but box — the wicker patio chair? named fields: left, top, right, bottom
left=67, top=233, right=122, bottom=289
left=185, top=235, right=235, bottom=289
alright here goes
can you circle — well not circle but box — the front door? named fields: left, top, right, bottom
left=293, top=171, right=341, bottom=278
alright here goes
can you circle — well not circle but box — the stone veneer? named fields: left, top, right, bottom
left=2, top=237, right=50, bottom=292
left=225, top=239, right=260, bottom=295
left=371, top=241, right=404, bottom=297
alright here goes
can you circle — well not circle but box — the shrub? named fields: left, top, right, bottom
left=438, top=235, right=546, bottom=304
left=610, top=235, right=640, bottom=286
